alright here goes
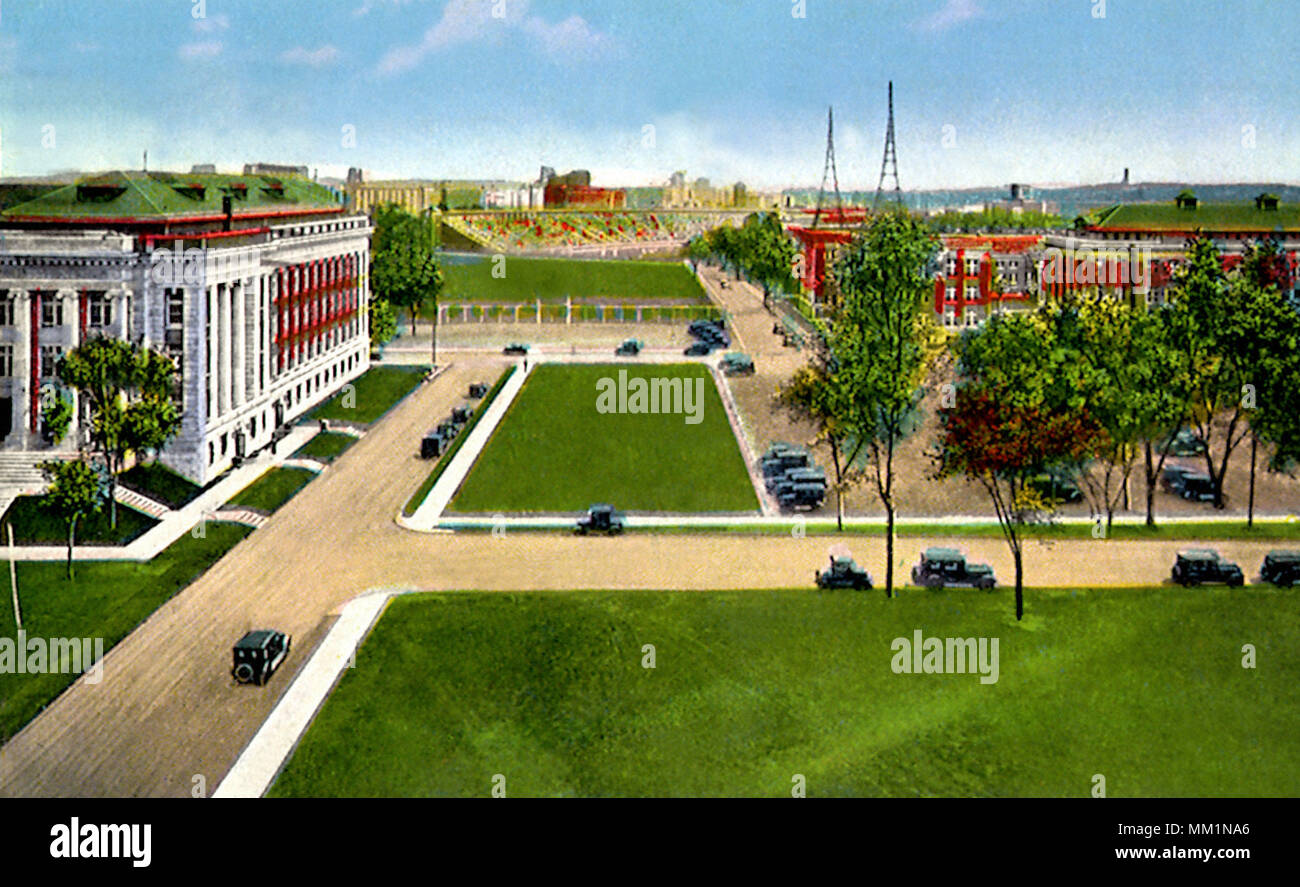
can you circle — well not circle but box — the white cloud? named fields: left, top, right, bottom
left=376, top=0, right=610, bottom=75
left=178, top=41, right=224, bottom=61
left=280, top=45, right=341, bottom=67
left=912, top=0, right=983, bottom=33
left=192, top=13, right=231, bottom=33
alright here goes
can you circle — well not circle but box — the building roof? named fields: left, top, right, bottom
left=1, top=170, right=342, bottom=224
left=1088, top=200, right=1300, bottom=234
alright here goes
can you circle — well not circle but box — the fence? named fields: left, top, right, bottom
left=437, top=301, right=723, bottom=325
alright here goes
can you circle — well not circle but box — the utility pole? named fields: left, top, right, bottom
left=874, top=81, right=902, bottom=209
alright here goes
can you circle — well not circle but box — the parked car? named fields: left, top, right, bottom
left=816, top=556, right=873, bottom=590
left=468, top=382, right=489, bottom=398
left=1161, top=465, right=1216, bottom=502
left=1163, top=428, right=1207, bottom=457
left=1026, top=470, right=1082, bottom=504
left=1161, top=465, right=1193, bottom=494
left=575, top=504, right=626, bottom=536
left=615, top=339, right=644, bottom=356
left=1172, top=549, right=1244, bottom=587
left=688, top=319, right=725, bottom=338
left=777, top=482, right=826, bottom=511
left=231, top=630, right=291, bottom=686
left=767, top=466, right=827, bottom=493
left=1260, top=550, right=1300, bottom=587
left=720, top=353, right=755, bottom=376
left=911, top=547, right=996, bottom=589
left=451, top=405, right=473, bottom=424
left=684, top=341, right=714, bottom=357
left=762, top=446, right=811, bottom=476
left=420, top=429, right=447, bottom=459
left=503, top=343, right=530, bottom=355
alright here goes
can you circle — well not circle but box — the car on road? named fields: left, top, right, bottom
left=1162, top=428, right=1207, bottom=457
left=1172, top=549, right=1244, bottom=587
left=1026, top=470, right=1082, bottom=504
left=1161, top=465, right=1216, bottom=502
left=1260, top=550, right=1300, bottom=587
left=231, top=630, right=291, bottom=686
left=468, top=382, right=489, bottom=398
left=816, top=556, right=873, bottom=590
left=767, top=466, right=827, bottom=495
left=420, top=429, right=448, bottom=459
left=684, top=341, right=714, bottom=356
left=615, top=339, right=644, bottom=357
left=451, top=405, right=472, bottom=424
left=576, top=504, right=626, bottom=536
left=720, top=353, right=755, bottom=376
left=503, top=343, right=530, bottom=355
left=911, top=547, right=996, bottom=589
left=688, top=319, right=725, bottom=338
left=777, top=482, right=825, bottom=511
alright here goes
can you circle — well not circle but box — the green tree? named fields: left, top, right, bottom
left=40, top=386, right=74, bottom=445
left=57, top=338, right=179, bottom=528
left=41, top=458, right=106, bottom=579
left=686, top=235, right=710, bottom=273
left=371, top=204, right=443, bottom=337
left=369, top=297, right=398, bottom=348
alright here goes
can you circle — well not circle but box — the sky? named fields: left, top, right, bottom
left=0, top=0, right=1297, bottom=190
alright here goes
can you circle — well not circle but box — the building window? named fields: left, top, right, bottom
left=166, top=289, right=185, bottom=328
left=87, top=292, right=112, bottom=327
left=40, top=297, right=63, bottom=328
left=965, top=285, right=978, bottom=301
left=945, top=286, right=956, bottom=302
left=945, top=258, right=957, bottom=276
left=40, top=345, right=63, bottom=378
left=0, top=345, right=12, bottom=377
left=0, top=293, right=13, bottom=326
left=965, top=258, right=980, bottom=276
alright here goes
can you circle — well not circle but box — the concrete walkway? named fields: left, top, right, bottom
left=2, top=424, right=319, bottom=562
left=213, top=586, right=411, bottom=798
left=400, top=358, right=532, bottom=530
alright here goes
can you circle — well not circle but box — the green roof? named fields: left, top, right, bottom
left=1090, top=200, right=1300, bottom=233
left=1, top=170, right=341, bottom=222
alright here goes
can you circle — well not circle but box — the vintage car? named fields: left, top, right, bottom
left=720, top=353, right=756, bottom=376
left=1026, top=470, right=1082, bottom=504
left=575, top=504, right=626, bottom=536
left=816, top=556, right=873, bottom=590
left=615, top=339, right=644, bottom=357
left=767, top=465, right=827, bottom=494
left=1162, top=428, right=1207, bottom=457
left=451, top=405, right=473, bottom=424
left=1172, top=549, right=1244, bottom=587
left=911, top=547, right=996, bottom=589
left=231, top=630, right=292, bottom=686
left=1161, top=465, right=1216, bottom=502
left=684, top=341, right=714, bottom=356
left=503, top=343, right=530, bottom=355
left=777, top=482, right=826, bottom=511
left=420, top=429, right=448, bottom=459
left=1260, top=550, right=1300, bottom=587
left=762, top=446, right=811, bottom=476
left=468, top=382, right=489, bottom=398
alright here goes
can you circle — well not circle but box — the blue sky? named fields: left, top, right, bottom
left=1, top=0, right=1296, bottom=190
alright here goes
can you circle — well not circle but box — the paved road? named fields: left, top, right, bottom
left=0, top=347, right=1288, bottom=797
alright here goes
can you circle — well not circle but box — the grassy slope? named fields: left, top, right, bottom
left=226, top=467, right=315, bottom=513
left=448, top=363, right=758, bottom=513
left=270, top=587, right=1300, bottom=798
left=0, top=523, right=253, bottom=741
left=307, top=365, right=427, bottom=425
left=1, top=496, right=156, bottom=546
left=440, top=256, right=707, bottom=304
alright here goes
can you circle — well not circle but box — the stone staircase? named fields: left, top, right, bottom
left=0, top=452, right=52, bottom=492
left=114, top=485, right=173, bottom=520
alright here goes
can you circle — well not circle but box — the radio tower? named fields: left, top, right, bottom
left=812, top=106, right=842, bottom=228
left=874, top=81, right=901, bottom=209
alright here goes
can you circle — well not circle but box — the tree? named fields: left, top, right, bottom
left=41, top=386, right=74, bottom=445
left=686, top=235, right=710, bottom=273
left=369, top=297, right=398, bottom=349
left=41, top=458, right=106, bottom=579
left=822, top=209, right=938, bottom=596
left=779, top=363, right=870, bottom=533
left=371, top=203, right=443, bottom=337
left=57, top=338, right=179, bottom=528
left=936, top=313, right=1103, bottom=620
left=740, top=212, right=798, bottom=308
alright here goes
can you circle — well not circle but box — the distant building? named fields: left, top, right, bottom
left=543, top=170, right=625, bottom=209
left=244, top=162, right=310, bottom=178
left=190, top=164, right=217, bottom=174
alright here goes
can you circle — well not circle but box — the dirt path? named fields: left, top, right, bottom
left=0, top=344, right=1289, bottom=797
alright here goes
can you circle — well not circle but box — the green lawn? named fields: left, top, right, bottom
left=307, top=365, right=427, bottom=425
left=403, top=367, right=515, bottom=516
left=292, top=432, right=357, bottom=464
left=1, top=495, right=156, bottom=546
left=269, top=586, right=1300, bottom=798
left=0, top=523, right=253, bottom=742
left=226, top=467, right=316, bottom=513
left=119, top=462, right=205, bottom=510
left=448, top=363, right=758, bottom=513
left=439, top=256, right=708, bottom=304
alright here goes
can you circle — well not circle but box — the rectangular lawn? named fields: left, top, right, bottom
left=269, top=586, right=1300, bottom=798
left=448, top=363, right=758, bottom=513
left=439, top=256, right=707, bottom=304
left=307, top=365, right=427, bottom=425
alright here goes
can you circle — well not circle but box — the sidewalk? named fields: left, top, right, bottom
left=2, top=424, right=320, bottom=562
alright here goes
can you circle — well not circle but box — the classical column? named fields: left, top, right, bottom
left=59, top=289, right=80, bottom=444
left=233, top=280, right=246, bottom=409
left=207, top=286, right=219, bottom=420
left=218, top=283, right=231, bottom=416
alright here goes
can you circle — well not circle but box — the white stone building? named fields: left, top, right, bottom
left=0, top=170, right=372, bottom=484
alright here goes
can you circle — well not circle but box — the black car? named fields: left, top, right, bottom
left=911, top=547, right=996, bottom=589
left=767, top=466, right=827, bottom=494
left=1161, top=465, right=1193, bottom=494
left=1163, top=428, right=1207, bottom=457
left=684, top=341, right=714, bottom=356
left=777, top=482, right=826, bottom=511
left=1172, top=549, right=1244, bottom=587
left=762, top=447, right=811, bottom=476
left=451, top=405, right=473, bottom=424
left=615, top=339, right=644, bottom=357
left=468, top=382, right=489, bottom=398
left=231, top=630, right=292, bottom=686
left=1026, top=470, right=1082, bottom=504
left=816, top=556, right=873, bottom=590
left=1161, top=465, right=1216, bottom=502
left=420, top=429, right=447, bottom=459
left=1260, top=550, right=1300, bottom=587
left=503, top=343, right=530, bottom=355
left=576, top=504, right=626, bottom=536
